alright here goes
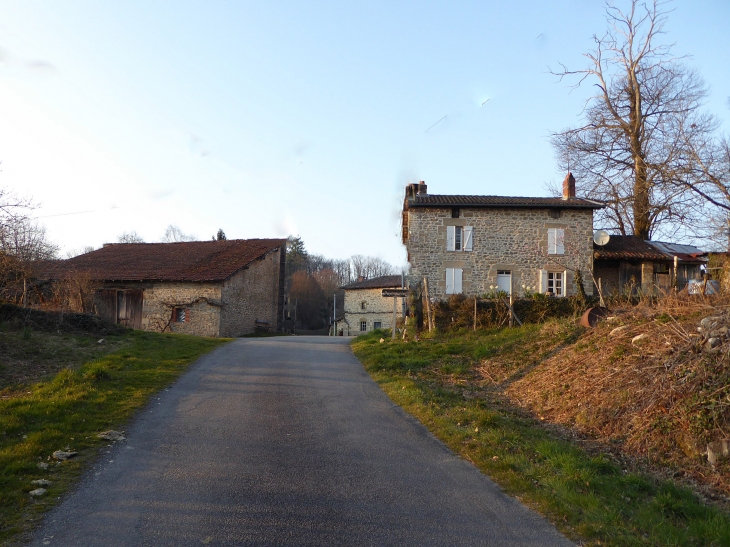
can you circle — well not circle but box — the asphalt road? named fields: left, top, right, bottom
left=29, top=336, right=573, bottom=547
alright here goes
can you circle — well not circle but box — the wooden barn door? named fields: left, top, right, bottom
left=96, top=290, right=118, bottom=324
left=116, top=290, right=144, bottom=329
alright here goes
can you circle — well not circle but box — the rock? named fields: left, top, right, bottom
left=97, top=430, right=125, bottom=442
left=52, top=450, right=77, bottom=461
left=606, top=316, right=619, bottom=322
left=710, top=326, right=729, bottom=338
left=37, top=462, right=49, bottom=470
left=704, top=337, right=722, bottom=351
left=631, top=333, right=649, bottom=345
left=29, top=488, right=47, bottom=497
left=98, top=338, right=105, bottom=344
left=379, top=338, right=384, bottom=343
left=610, top=325, right=628, bottom=337
left=707, top=439, right=730, bottom=466
left=700, top=316, right=724, bottom=332
left=31, top=479, right=52, bottom=487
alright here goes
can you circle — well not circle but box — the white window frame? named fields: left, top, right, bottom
left=547, top=228, right=565, bottom=255
left=496, top=270, right=512, bottom=294
left=540, top=269, right=566, bottom=297
left=360, top=320, right=367, bottom=332
left=447, top=226, right=473, bottom=252
left=445, top=268, right=463, bottom=294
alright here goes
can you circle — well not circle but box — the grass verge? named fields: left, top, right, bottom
left=352, top=326, right=730, bottom=546
left=0, top=330, right=229, bottom=544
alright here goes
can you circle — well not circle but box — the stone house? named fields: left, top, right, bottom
left=401, top=176, right=604, bottom=300
left=338, top=275, right=405, bottom=336
left=37, top=239, right=285, bottom=337
left=593, top=236, right=706, bottom=295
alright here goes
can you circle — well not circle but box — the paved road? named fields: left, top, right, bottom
left=29, top=337, right=572, bottom=546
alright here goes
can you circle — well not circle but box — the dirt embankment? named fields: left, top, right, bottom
left=499, top=297, right=730, bottom=500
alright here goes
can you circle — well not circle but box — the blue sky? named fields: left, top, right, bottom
left=1, top=0, right=728, bottom=266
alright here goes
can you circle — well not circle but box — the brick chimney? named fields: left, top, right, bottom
left=562, top=172, right=575, bottom=200
left=417, top=181, right=427, bottom=195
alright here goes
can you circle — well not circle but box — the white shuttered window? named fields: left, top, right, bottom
left=547, top=228, right=565, bottom=255
left=446, top=226, right=473, bottom=252
left=445, top=268, right=463, bottom=294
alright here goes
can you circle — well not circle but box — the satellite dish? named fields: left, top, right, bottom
left=593, top=230, right=611, bottom=246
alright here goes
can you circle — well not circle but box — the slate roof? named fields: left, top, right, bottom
left=593, top=235, right=706, bottom=262
left=341, top=275, right=404, bottom=290
left=408, top=194, right=603, bottom=209
left=35, top=239, right=285, bottom=282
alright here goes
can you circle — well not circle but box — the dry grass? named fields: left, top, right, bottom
left=504, top=293, right=730, bottom=501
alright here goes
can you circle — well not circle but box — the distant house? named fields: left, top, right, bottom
left=593, top=236, right=706, bottom=295
left=339, top=275, right=405, bottom=336
left=36, top=239, right=285, bottom=337
left=401, top=176, right=604, bottom=299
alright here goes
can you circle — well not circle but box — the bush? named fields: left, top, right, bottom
left=432, top=294, right=595, bottom=331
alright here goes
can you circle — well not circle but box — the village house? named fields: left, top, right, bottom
left=592, top=235, right=706, bottom=295
left=401, top=175, right=604, bottom=299
left=338, top=275, right=405, bottom=336
left=36, top=239, right=285, bottom=337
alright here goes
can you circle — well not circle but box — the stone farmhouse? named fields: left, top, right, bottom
left=338, top=275, right=405, bottom=336
left=401, top=176, right=604, bottom=299
left=37, top=239, right=285, bottom=337
left=593, top=236, right=706, bottom=295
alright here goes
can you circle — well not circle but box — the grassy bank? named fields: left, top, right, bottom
left=353, top=325, right=730, bottom=546
left=0, top=329, right=228, bottom=544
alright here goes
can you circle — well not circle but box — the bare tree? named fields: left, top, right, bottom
left=349, top=255, right=396, bottom=280
left=550, top=0, right=719, bottom=240
left=117, top=231, right=145, bottom=244
left=161, top=225, right=195, bottom=243
left=0, top=219, right=58, bottom=261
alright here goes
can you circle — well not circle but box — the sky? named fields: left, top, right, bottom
left=1, top=0, right=728, bottom=266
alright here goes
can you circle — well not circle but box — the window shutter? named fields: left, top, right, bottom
left=445, top=268, right=454, bottom=294
left=540, top=269, right=548, bottom=293
left=454, top=268, right=463, bottom=294
left=463, top=226, right=473, bottom=251
left=556, top=229, right=565, bottom=255
left=548, top=229, right=556, bottom=254
left=185, top=309, right=190, bottom=322
left=446, top=226, right=455, bottom=251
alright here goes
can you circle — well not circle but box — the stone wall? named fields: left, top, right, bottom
left=405, top=207, right=595, bottom=300
left=220, top=246, right=283, bottom=337
left=141, top=282, right=222, bottom=337
left=341, top=287, right=405, bottom=336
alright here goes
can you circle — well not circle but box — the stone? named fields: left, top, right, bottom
left=37, top=462, right=49, bottom=470
left=631, top=333, right=649, bottom=345
left=609, top=325, right=628, bottom=337
left=700, top=316, right=724, bottom=332
left=52, top=450, right=77, bottom=461
left=704, top=337, right=722, bottom=351
left=29, top=488, right=47, bottom=497
left=707, top=439, right=730, bottom=466
left=97, top=338, right=106, bottom=344
left=97, top=430, right=126, bottom=442
left=31, top=479, right=52, bottom=487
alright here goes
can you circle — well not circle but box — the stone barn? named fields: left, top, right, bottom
left=38, top=239, right=285, bottom=337
left=339, top=275, right=405, bottom=336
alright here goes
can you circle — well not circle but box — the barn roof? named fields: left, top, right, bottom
left=341, top=275, right=404, bottom=290
left=593, top=235, right=706, bottom=262
left=35, top=239, right=285, bottom=283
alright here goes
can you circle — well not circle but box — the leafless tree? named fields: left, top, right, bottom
left=65, top=246, right=96, bottom=258
left=349, top=255, right=396, bottom=280
left=161, top=224, right=195, bottom=243
left=550, top=0, right=720, bottom=240
left=117, top=231, right=145, bottom=244
left=0, top=218, right=58, bottom=261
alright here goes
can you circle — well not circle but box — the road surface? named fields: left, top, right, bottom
left=29, top=336, right=573, bottom=546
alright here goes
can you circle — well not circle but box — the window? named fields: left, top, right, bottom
left=546, top=272, right=564, bottom=296
left=547, top=228, right=565, bottom=255
left=360, top=320, right=367, bottom=332
left=360, top=301, right=366, bottom=310
left=174, top=308, right=189, bottom=322
left=445, top=268, right=463, bottom=294
left=446, top=226, right=473, bottom=252
left=496, top=270, right=512, bottom=294
left=373, top=321, right=382, bottom=329
left=451, top=208, right=460, bottom=218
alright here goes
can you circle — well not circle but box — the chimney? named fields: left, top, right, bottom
left=357, top=275, right=365, bottom=282
left=418, top=181, right=427, bottom=195
left=562, top=172, right=575, bottom=200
